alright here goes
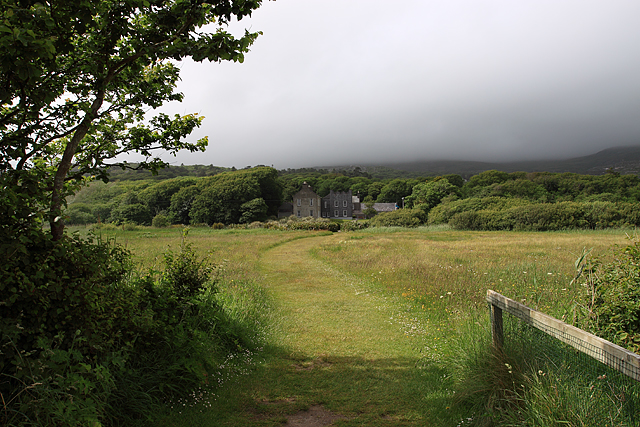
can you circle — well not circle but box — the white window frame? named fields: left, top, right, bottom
left=297, top=210, right=301, bottom=217
left=343, top=200, right=347, bottom=207
left=334, top=200, right=339, bottom=207
left=297, top=199, right=301, bottom=206
left=310, top=198, right=313, bottom=206
left=343, top=210, right=347, bottom=217
left=309, top=209, right=313, bottom=217
left=334, top=210, right=339, bottom=217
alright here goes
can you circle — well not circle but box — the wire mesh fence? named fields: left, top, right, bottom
left=487, top=290, right=640, bottom=425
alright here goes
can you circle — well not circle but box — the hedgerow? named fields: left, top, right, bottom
left=0, top=225, right=251, bottom=426
left=369, top=208, right=425, bottom=228
left=443, top=201, right=640, bottom=231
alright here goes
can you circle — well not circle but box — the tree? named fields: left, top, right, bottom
left=239, top=197, right=268, bottom=223
left=404, top=178, right=459, bottom=212
left=1, top=0, right=263, bottom=240
left=376, top=179, right=418, bottom=206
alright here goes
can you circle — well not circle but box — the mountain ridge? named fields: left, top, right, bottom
left=320, top=146, right=640, bottom=179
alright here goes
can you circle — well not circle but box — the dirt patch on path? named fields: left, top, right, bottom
left=284, top=405, right=346, bottom=427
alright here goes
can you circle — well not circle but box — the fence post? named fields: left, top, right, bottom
left=490, top=303, right=504, bottom=349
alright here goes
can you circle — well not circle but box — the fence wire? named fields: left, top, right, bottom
left=500, top=312, right=640, bottom=426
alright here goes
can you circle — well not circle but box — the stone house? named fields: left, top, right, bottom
left=321, top=189, right=353, bottom=219
left=279, top=182, right=398, bottom=220
left=291, top=182, right=322, bottom=218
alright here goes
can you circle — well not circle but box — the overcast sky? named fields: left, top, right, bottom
left=156, top=0, right=640, bottom=169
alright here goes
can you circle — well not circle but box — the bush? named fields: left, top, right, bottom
left=152, top=213, right=169, bottom=227
left=369, top=208, right=423, bottom=228
left=428, top=197, right=532, bottom=225
left=582, top=240, right=640, bottom=353
left=445, top=201, right=640, bottom=231
left=1, top=224, right=252, bottom=426
left=111, top=203, right=153, bottom=225
left=341, top=220, right=370, bottom=231
left=1, top=230, right=132, bottom=426
left=65, top=203, right=97, bottom=225
left=272, top=216, right=340, bottom=232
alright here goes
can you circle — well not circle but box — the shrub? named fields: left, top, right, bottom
left=0, top=224, right=251, bottom=426
left=65, top=203, right=97, bottom=225
left=0, top=230, right=132, bottom=426
left=276, top=216, right=339, bottom=232
left=152, top=213, right=170, bottom=227
left=341, top=220, right=370, bottom=231
left=582, top=239, right=640, bottom=353
left=369, top=208, right=423, bottom=228
left=111, top=203, right=153, bottom=225
left=428, top=197, right=532, bottom=225
left=446, top=201, right=640, bottom=231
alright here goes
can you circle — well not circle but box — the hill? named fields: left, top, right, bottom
left=323, top=146, right=640, bottom=179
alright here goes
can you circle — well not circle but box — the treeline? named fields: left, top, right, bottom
left=67, top=167, right=640, bottom=231
left=68, top=167, right=282, bottom=226
left=425, top=170, right=640, bottom=230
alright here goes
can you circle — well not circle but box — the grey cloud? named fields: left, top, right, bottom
left=157, top=0, right=640, bottom=169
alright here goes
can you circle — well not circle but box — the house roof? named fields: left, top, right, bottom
left=371, top=203, right=396, bottom=212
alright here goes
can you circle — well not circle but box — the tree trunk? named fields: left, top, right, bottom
left=50, top=93, right=104, bottom=241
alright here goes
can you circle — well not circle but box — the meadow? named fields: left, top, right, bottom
left=71, top=224, right=637, bottom=426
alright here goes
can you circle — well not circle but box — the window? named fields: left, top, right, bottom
left=297, top=210, right=301, bottom=217
left=309, top=209, right=313, bottom=217
left=334, top=210, right=339, bottom=217
left=297, top=199, right=301, bottom=206
left=324, top=201, right=328, bottom=208
left=310, top=198, right=313, bottom=206
left=343, top=210, right=347, bottom=217
left=334, top=200, right=339, bottom=207
left=343, top=200, right=347, bottom=207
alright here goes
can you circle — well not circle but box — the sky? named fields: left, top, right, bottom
left=156, top=0, right=640, bottom=169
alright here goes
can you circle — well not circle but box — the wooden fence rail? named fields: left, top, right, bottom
left=487, top=289, right=640, bottom=382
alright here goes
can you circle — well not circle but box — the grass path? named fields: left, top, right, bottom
left=163, top=234, right=463, bottom=426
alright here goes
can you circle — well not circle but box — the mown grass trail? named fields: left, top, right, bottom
left=163, top=233, right=463, bottom=426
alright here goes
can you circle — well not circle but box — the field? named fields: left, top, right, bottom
left=72, top=225, right=636, bottom=425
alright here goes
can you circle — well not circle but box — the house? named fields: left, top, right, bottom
left=279, top=182, right=397, bottom=220
left=290, top=182, right=321, bottom=219
left=321, top=189, right=354, bottom=219
left=353, top=202, right=397, bottom=219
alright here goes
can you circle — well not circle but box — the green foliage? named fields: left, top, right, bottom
left=340, top=220, right=370, bottom=231
left=428, top=197, right=533, bottom=225
left=1, top=0, right=263, bottom=239
left=268, top=217, right=340, bottom=232
left=376, top=178, right=418, bottom=205
left=463, top=170, right=511, bottom=196
left=239, top=197, right=269, bottom=224
left=64, top=203, right=97, bottom=225
left=167, top=184, right=200, bottom=225
left=404, top=178, right=459, bottom=212
left=110, top=203, right=153, bottom=225
left=369, top=208, right=424, bottom=228
left=363, top=205, right=378, bottom=219
left=447, top=201, right=640, bottom=231
left=0, top=219, right=258, bottom=425
left=582, top=240, right=640, bottom=352
left=190, top=167, right=282, bottom=225
left=152, top=213, right=169, bottom=228
left=139, top=177, right=198, bottom=216
left=162, top=238, right=214, bottom=301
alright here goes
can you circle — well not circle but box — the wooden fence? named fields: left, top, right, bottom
left=487, top=289, right=640, bottom=382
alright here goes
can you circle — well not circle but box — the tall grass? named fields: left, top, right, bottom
left=68, top=225, right=636, bottom=425
left=312, top=228, right=635, bottom=425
